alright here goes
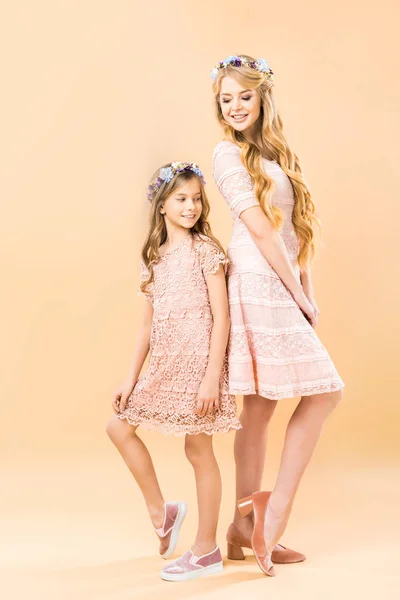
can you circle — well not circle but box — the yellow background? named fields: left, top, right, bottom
left=1, top=1, right=399, bottom=598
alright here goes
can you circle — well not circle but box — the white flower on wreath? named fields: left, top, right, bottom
left=159, top=167, right=174, bottom=183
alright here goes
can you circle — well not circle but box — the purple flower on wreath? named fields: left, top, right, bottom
left=147, top=162, right=206, bottom=203
left=224, top=55, right=237, bottom=65
left=210, top=55, right=274, bottom=80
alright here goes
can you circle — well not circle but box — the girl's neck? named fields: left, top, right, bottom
left=161, top=227, right=193, bottom=253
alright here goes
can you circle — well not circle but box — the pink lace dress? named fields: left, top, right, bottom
left=213, top=141, right=344, bottom=400
left=118, top=233, right=241, bottom=436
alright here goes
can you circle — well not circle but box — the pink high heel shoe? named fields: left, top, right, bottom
left=226, top=521, right=306, bottom=563
left=237, top=492, right=276, bottom=576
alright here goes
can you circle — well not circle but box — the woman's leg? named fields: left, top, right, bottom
left=264, top=389, right=343, bottom=549
left=184, top=433, right=222, bottom=556
left=106, top=415, right=165, bottom=528
left=233, top=395, right=277, bottom=536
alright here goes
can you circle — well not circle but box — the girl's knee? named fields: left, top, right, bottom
left=106, top=415, right=133, bottom=444
left=184, top=435, right=213, bottom=466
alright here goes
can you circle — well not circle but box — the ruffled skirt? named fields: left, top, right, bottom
left=227, top=267, right=344, bottom=400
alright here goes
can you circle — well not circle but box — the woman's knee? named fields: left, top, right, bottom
left=242, top=395, right=277, bottom=427
left=306, top=389, right=343, bottom=415
left=330, top=388, right=343, bottom=410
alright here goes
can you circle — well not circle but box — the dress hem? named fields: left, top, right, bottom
left=229, top=381, right=344, bottom=401
left=117, top=413, right=242, bottom=437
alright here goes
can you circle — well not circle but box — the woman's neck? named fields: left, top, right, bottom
left=243, top=118, right=263, bottom=147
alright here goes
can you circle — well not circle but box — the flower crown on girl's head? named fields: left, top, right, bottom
left=211, top=55, right=274, bottom=81
left=147, top=162, right=206, bottom=203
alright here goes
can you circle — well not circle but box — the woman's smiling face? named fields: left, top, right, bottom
left=219, top=76, right=261, bottom=134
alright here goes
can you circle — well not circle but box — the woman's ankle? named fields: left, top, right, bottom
left=232, top=511, right=253, bottom=533
left=264, top=494, right=293, bottom=548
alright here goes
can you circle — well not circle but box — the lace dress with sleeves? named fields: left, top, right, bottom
left=117, top=233, right=241, bottom=435
left=213, top=140, right=344, bottom=400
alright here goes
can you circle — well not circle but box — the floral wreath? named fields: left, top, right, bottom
left=147, top=162, right=206, bottom=203
left=211, top=55, right=274, bottom=81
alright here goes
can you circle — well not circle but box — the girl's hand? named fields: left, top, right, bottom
left=293, top=290, right=317, bottom=328
left=196, top=377, right=220, bottom=417
left=112, top=379, right=136, bottom=413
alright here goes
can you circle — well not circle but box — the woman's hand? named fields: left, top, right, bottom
left=293, top=290, right=318, bottom=328
left=305, top=293, right=320, bottom=326
left=196, top=376, right=220, bottom=417
left=299, top=269, right=319, bottom=327
left=112, top=379, right=136, bottom=413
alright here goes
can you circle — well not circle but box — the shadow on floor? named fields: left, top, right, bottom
left=51, top=554, right=266, bottom=599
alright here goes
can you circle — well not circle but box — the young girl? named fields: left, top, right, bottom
left=210, top=55, right=344, bottom=576
left=106, top=161, right=241, bottom=582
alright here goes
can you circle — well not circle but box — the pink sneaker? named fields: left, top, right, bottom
left=160, top=546, right=223, bottom=581
left=154, top=501, right=187, bottom=559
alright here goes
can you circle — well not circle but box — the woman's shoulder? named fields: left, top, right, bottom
left=212, top=139, right=240, bottom=162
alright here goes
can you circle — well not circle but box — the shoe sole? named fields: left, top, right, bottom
left=161, top=501, right=187, bottom=560
left=160, top=561, right=223, bottom=581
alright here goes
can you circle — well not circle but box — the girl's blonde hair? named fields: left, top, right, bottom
left=141, top=165, right=225, bottom=294
left=212, top=54, right=319, bottom=267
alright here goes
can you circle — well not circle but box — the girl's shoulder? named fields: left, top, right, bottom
left=192, top=232, right=219, bottom=251
left=192, top=233, right=229, bottom=275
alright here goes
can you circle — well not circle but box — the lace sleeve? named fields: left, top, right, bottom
left=212, top=141, right=260, bottom=218
left=197, top=239, right=229, bottom=278
left=138, top=260, right=154, bottom=304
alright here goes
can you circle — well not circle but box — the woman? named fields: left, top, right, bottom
left=211, top=55, right=344, bottom=576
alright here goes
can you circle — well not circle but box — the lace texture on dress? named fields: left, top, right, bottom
left=213, top=141, right=344, bottom=400
left=118, top=234, right=241, bottom=435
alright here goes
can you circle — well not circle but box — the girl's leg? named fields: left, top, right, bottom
left=233, top=395, right=277, bottom=537
left=264, top=389, right=343, bottom=549
left=106, top=415, right=165, bottom=528
left=184, top=433, right=222, bottom=556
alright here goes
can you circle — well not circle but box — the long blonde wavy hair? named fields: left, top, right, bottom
left=212, top=55, right=319, bottom=267
left=141, top=165, right=226, bottom=294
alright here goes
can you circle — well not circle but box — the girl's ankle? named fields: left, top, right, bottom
left=148, top=502, right=165, bottom=530
left=191, top=541, right=217, bottom=556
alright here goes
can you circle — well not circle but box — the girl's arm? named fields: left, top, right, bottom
left=240, top=206, right=317, bottom=327
left=113, top=299, right=154, bottom=412
left=196, top=265, right=230, bottom=417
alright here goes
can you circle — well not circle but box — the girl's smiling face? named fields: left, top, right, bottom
left=160, top=178, right=203, bottom=231
left=219, top=75, right=261, bottom=134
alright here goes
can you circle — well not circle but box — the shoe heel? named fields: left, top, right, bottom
left=237, top=495, right=254, bottom=518
left=227, top=542, right=245, bottom=560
